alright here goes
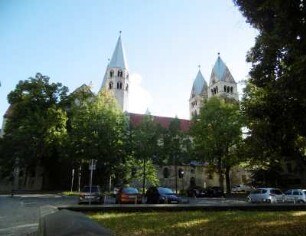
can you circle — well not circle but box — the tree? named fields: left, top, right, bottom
left=234, top=0, right=306, bottom=182
left=0, top=73, right=68, bottom=189
left=191, top=96, right=242, bottom=193
left=66, top=88, right=127, bottom=189
left=129, top=113, right=161, bottom=193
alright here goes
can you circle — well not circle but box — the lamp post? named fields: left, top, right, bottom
left=88, top=159, right=97, bottom=205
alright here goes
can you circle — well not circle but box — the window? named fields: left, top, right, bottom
left=110, top=70, right=114, bottom=77
left=126, top=84, right=128, bottom=91
left=118, top=70, right=123, bottom=77
left=117, top=82, right=123, bottom=89
left=163, top=168, right=170, bottom=178
left=230, top=87, right=233, bottom=93
left=109, top=82, right=113, bottom=89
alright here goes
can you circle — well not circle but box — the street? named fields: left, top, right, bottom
left=0, top=194, right=77, bottom=236
left=0, top=194, right=247, bottom=236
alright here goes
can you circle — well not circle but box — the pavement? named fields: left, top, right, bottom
left=0, top=194, right=77, bottom=236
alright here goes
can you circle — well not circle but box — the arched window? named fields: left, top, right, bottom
left=227, top=86, right=230, bottom=93
left=126, top=84, right=129, bottom=91
left=230, top=87, right=233, bottom=93
left=224, top=85, right=226, bottom=92
left=109, top=82, right=113, bottom=89
left=163, top=167, right=170, bottom=178
left=110, top=70, right=114, bottom=77
left=117, top=82, right=122, bottom=89
left=118, top=70, right=123, bottom=77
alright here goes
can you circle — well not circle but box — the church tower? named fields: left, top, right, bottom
left=208, top=54, right=238, bottom=101
left=100, top=33, right=129, bottom=111
left=189, top=67, right=208, bottom=118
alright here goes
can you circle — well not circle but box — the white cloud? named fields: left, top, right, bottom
left=128, top=73, right=153, bottom=114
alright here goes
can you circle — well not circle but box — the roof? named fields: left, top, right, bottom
left=210, top=55, right=236, bottom=85
left=109, top=35, right=128, bottom=70
left=191, top=70, right=207, bottom=97
left=128, top=113, right=191, bottom=132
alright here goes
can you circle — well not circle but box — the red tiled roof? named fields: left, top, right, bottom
left=127, top=113, right=191, bottom=132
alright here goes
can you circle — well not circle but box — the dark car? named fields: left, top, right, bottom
left=146, top=187, right=181, bottom=204
left=205, top=186, right=225, bottom=197
left=187, top=186, right=207, bottom=197
left=78, top=185, right=104, bottom=204
left=116, top=187, right=142, bottom=204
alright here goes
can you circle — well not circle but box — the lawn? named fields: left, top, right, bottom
left=89, top=211, right=306, bottom=236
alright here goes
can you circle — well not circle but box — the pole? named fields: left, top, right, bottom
left=78, top=166, right=81, bottom=192
left=70, top=169, right=75, bottom=192
left=175, top=155, right=178, bottom=194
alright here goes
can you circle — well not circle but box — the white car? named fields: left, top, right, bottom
left=284, top=189, right=306, bottom=203
left=247, top=188, right=284, bottom=203
left=231, top=184, right=253, bottom=193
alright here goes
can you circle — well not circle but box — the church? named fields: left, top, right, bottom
left=100, top=34, right=239, bottom=119
left=100, top=34, right=250, bottom=191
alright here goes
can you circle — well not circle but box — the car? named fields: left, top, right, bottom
left=187, top=186, right=206, bottom=197
left=187, top=186, right=224, bottom=198
left=78, top=185, right=104, bottom=204
left=146, top=187, right=181, bottom=204
left=247, top=188, right=284, bottom=203
left=205, top=186, right=225, bottom=197
left=284, top=189, right=306, bottom=203
left=116, top=187, right=142, bottom=204
left=231, top=184, right=254, bottom=193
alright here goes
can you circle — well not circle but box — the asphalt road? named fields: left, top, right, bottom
left=0, top=194, right=247, bottom=236
left=0, top=194, right=77, bottom=236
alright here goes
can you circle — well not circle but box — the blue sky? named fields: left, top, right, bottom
left=0, top=0, right=258, bottom=126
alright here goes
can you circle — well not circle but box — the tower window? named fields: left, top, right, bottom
left=110, top=70, right=114, bottom=77
left=117, top=82, right=123, bottom=89
left=109, top=82, right=113, bottom=89
left=118, top=70, right=123, bottom=77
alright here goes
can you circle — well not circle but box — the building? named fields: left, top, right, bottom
left=189, top=54, right=238, bottom=118
left=99, top=35, right=250, bottom=192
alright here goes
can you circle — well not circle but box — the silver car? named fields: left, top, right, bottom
left=284, top=189, right=306, bottom=203
left=247, top=188, right=284, bottom=203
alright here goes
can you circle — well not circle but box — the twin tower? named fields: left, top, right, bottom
left=100, top=35, right=238, bottom=119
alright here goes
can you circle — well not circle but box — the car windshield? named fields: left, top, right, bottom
left=251, top=189, right=262, bottom=194
left=81, top=186, right=99, bottom=192
left=158, top=187, right=174, bottom=194
left=123, top=187, right=139, bottom=194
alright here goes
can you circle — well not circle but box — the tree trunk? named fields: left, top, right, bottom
left=217, top=157, right=224, bottom=191
left=225, top=166, right=231, bottom=194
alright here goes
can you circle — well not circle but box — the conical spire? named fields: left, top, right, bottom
left=191, top=68, right=207, bottom=96
left=109, top=33, right=128, bottom=70
left=210, top=53, right=235, bottom=84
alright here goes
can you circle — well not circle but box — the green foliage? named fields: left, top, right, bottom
left=234, top=0, right=306, bottom=178
left=66, top=88, right=127, bottom=186
left=0, top=73, right=68, bottom=182
left=190, top=96, right=242, bottom=190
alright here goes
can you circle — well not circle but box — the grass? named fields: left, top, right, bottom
left=89, top=211, right=306, bottom=236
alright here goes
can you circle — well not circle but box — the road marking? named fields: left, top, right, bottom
left=0, top=223, right=38, bottom=232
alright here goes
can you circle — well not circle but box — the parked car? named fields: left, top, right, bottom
left=205, top=186, right=225, bottom=197
left=78, top=185, right=104, bottom=204
left=116, top=187, right=142, bottom=204
left=187, top=186, right=206, bottom=197
left=146, top=187, right=181, bottom=204
left=187, top=186, right=224, bottom=198
left=247, top=188, right=284, bottom=203
left=284, top=189, right=306, bottom=203
left=231, top=184, right=254, bottom=193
